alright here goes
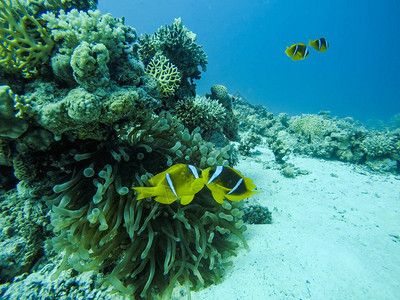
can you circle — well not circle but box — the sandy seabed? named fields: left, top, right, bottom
left=192, top=147, right=400, bottom=300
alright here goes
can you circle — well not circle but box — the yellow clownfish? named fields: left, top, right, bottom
left=133, top=164, right=260, bottom=205
left=133, top=164, right=204, bottom=205
left=201, top=166, right=261, bottom=204
left=308, top=38, right=329, bottom=52
left=285, top=43, right=309, bottom=61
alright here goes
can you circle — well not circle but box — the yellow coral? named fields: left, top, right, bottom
left=145, top=53, right=181, bottom=97
left=0, top=0, right=54, bottom=77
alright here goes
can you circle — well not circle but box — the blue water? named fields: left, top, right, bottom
left=99, top=0, right=400, bottom=124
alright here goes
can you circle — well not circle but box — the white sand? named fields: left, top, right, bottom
left=192, top=147, right=400, bottom=300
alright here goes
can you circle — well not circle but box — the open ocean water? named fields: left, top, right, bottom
left=100, top=0, right=400, bottom=126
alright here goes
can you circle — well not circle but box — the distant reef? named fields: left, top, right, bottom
left=233, top=94, right=400, bottom=177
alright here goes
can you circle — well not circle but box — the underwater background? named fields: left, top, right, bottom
left=99, top=0, right=400, bottom=125
left=1, top=0, right=400, bottom=299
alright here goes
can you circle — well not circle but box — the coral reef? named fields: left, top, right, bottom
left=42, top=8, right=137, bottom=88
left=233, top=97, right=400, bottom=174
left=207, top=85, right=239, bottom=141
left=70, top=41, right=110, bottom=92
left=0, top=2, right=251, bottom=299
left=360, top=133, right=396, bottom=157
left=238, top=132, right=263, bottom=156
left=41, top=112, right=243, bottom=298
left=0, top=189, right=48, bottom=283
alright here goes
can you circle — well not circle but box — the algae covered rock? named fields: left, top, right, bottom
left=70, top=42, right=110, bottom=94
left=66, top=87, right=101, bottom=122
left=0, top=189, right=47, bottom=282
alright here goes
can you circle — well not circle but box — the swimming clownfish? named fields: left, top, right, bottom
left=201, top=166, right=261, bottom=204
left=133, top=164, right=260, bottom=205
left=132, top=164, right=204, bottom=205
left=285, top=43, right=309, bottom=61
left=308, top=38, right=329, bottom=52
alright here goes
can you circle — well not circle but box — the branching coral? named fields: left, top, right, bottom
left=146, top=54, right=181, bottom=97
left=176, top=95, right=226, bottom=132
left=0, top=0, right=54, bottom=77
left=288, top=114, right=337, bottom=143
left=360, top=133, right=396, bottom=157
left=138, top=17, right=207, bottom=82
left=44, top=112, right=243, bottom=298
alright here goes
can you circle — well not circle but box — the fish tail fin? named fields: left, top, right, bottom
left=307, top=39, right=312, bottom=46
left=132, top=186, right=157, bottom=200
